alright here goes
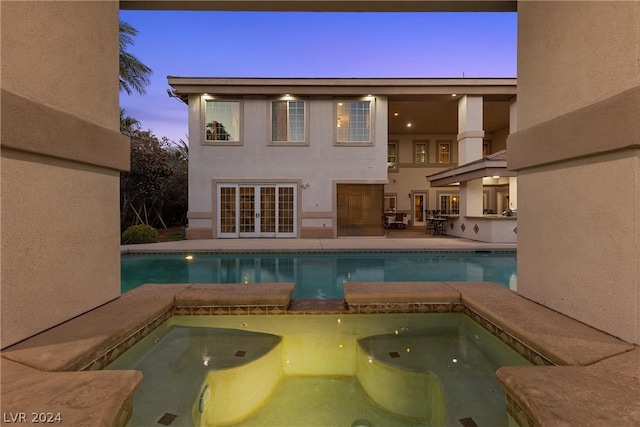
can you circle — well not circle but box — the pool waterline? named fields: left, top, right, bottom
left=121, top=251, right=517, bottom=298
left=107, top=313, right=529, bottom=427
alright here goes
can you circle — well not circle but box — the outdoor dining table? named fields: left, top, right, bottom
left=431, top=217, right=448, bottom=235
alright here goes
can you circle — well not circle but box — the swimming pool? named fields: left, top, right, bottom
left=106, top=313, right=529, bottom=426
left=121, top=252, right=517, bottom=298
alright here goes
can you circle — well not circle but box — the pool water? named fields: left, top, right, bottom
left=121, top=252, right=517, bottom=298
left=106, top=313, right=529, bottom=427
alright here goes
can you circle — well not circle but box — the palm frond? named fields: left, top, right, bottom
left=119, top=20, right=152, bottom=95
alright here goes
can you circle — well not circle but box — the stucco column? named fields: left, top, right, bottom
left=1, top=1, right=129, bottom=348
left=459, top=179, right=484, bottom=216
left=457, top=95, right=484, bottom=216
left=509, top=1, right=640, bottom=344
left=457, top=95, right=484, bottom=164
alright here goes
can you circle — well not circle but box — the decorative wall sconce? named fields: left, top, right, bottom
left=301, top=183, right=310, bottom=189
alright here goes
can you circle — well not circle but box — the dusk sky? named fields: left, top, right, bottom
left=118, top=11, right=517, bottom=144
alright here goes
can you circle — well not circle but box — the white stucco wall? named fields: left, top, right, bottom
left=386, top=134, right=459, bottom=214
left=187, top=95, right=389, bottom=236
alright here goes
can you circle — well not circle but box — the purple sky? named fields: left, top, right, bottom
left=119, top=11, right=517, bottom=144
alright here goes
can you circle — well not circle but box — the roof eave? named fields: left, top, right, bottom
left=427, top=160, right=516, bottom=186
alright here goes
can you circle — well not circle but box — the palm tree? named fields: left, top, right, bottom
left=170, top=138, right=189, bottom=167
left=120, top=108, right=141, bottom=135
left=119, top=20, right=152, bottom=95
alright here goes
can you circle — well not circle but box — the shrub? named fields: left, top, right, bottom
left=121, top=224, right=158, bottom=245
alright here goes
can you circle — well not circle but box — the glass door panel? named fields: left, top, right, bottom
left=217, top=185, right=238, bottom=238
left=260, top=186, right=276, bottom=236
left=217, top=183, right=297, bottom=238
left=277, top=186, right=295, bottom=235
left=413, top=193, right=426, bottom=226
left=239, top=186, right=256, bottom=236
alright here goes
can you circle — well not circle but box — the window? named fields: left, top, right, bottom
left=384, top=195, right=397, bottom=212
left=483, top=141, right=490, bottom=156
left=438, top=141, right=451, bottom=163
left=415, top=141, right=427, bottom=163
left=205, top=100, right=240, bottom=142
left=387, top=142, right=398, bottom=170
left=336, top=100, right=371, bottom=143
left=439, top=194, right=459, bottom=214
left=271, top=100, right=306, bottom=143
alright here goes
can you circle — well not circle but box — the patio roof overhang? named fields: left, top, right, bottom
left=426, top=150, right=516, bottom=186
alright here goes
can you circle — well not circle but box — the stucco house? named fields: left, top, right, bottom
left=168, top=77, right=517, bottom=241
left=2, top=2, right=638, bottom=424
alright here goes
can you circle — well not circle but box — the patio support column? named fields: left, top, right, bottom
left=0, top=0, right=129, bottom=348
left=510, top=1, right=640, bottom=344
left=457, top=95, right=484, bottom=216
left=459, top=179, right=483, bottom=216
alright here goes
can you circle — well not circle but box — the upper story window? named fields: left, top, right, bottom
left=388, top=142, right=398, bottom=170
left=204, top=100, right=240, bottom=143
left=271, top=100, right=306, bottom=143
left=336, top=100, right=372, bottom=144
left=415, top=141, right=427, bottom=163
left=438, top=141, right=451, bottom=163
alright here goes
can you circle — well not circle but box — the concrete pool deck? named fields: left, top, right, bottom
left=120, top=234, right=517, bottom=253
left=2, top=236, right=638, bottom=426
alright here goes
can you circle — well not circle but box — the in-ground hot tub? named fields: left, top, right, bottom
left=106, top=313, right=530, bottom=426
left=3, top=282, right=635, bottom=427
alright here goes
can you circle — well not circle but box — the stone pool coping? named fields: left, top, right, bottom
left=1, top=281, right=638, bottom=426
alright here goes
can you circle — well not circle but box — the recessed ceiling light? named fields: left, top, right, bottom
left=451, top=93, right=457, bottom=97
left=407, top=123, right=412, bottom=127
left=393, top=112, right=399, bottom=116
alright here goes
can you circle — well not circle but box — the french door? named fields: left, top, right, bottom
left=217, top=183, right=296, bottom=238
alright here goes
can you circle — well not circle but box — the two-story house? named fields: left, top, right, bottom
left=167, top=77, right=517, bottom=241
